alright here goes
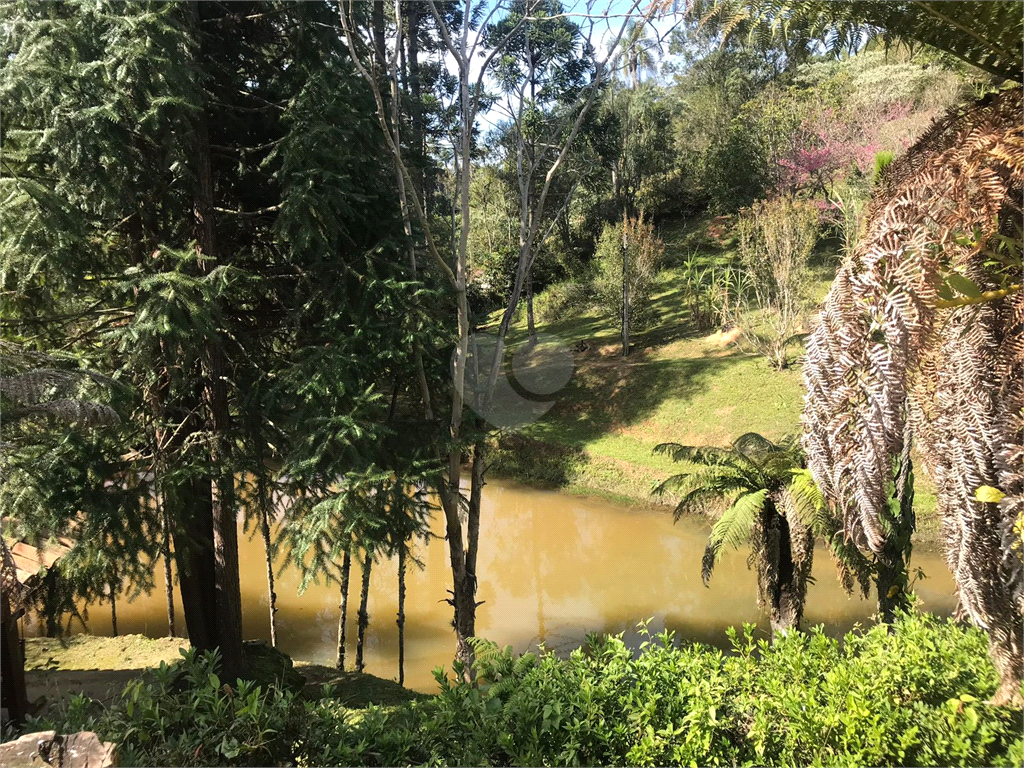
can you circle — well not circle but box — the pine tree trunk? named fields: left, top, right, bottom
left=173, top=476, right=219, bottom=652
left=397, top=546, right=406, bottom=686
left=355, top=553, right=373, bottom=673
left=372, top=0, right=386, bottom=70
left=337, top=549, right=352, bottom=670
left=161, top=500, right=176, bottom=637
left=109, top=580, right=118, bottom=638
left=259, top=505, right=278, bottom=647
left=190, top=36, right=244, bottom=677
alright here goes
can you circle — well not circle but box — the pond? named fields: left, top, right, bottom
left=39, top=479, right=958, bottom=692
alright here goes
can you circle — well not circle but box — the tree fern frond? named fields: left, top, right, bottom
left=785, top=468, right=827, bottom=531
left=701, top=538, right=721, bottom=586
left=7, top=399, right=120, bottom=427
left=654, top=441, right=743, bottom=469
left=706, top=488, right=767, bottom=566
left=669, top=486, right=728, bottom=522
left=731, top=432, right=778, bottom=461
left=688, top=0, right=1024, bottom=82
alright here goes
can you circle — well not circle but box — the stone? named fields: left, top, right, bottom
left=0, top=730, right=117, bottom=767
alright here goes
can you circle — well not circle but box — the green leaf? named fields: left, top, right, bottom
left=946, top=273, right=982, bottom=298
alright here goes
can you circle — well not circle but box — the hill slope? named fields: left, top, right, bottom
left=489, top=223, right=939, bottom=539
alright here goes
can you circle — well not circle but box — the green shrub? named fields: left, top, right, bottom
left=592, top=215, right=666, bottom=335
left=533, top=280, right=594, bottom=324
left=29, top=613, right=1023, bottom=767
left=35, top=648, right=300, bottom=766
left=294, top=613, right=1021, bottom=767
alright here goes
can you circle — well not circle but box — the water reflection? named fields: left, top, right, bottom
left=35, top=480, right=958, bottom=692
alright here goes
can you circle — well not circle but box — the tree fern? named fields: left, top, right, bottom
left=687, top=0, right=1023, bottom=82
left=656, top=432, right=881, bottom=635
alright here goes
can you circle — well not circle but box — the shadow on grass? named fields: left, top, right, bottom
left=537, top=351, right=751, bottom=447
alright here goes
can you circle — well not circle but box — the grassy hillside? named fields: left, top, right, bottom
left=489, top=220, right=939, bottom=540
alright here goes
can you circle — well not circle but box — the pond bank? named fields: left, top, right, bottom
left=23, top=635, right=416, bottom=718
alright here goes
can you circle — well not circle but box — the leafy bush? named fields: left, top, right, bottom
left=34, top=648, right=300, bottom=766
left=532, top=280, right=595, bottom=324
left=734, top=197, right=820, bottom=369
left=679, top=253, right=748, bottom=332
left=29, top=614, right=1023, bottom=767
left=592, top=214, right=665, bottom=335
left=302, top=613, right=1021, bottom=768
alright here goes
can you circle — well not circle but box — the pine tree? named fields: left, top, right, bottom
left=2, top=0, right=432, bottom=678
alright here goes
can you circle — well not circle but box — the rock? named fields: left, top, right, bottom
left=240, top=641, right=306, bottom=693
left=61, top=733, right=116, bottom=768
left=0, top=730, right=117, bottom=767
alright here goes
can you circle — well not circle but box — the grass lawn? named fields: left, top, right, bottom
left=487, top=219, right=940, bottom=541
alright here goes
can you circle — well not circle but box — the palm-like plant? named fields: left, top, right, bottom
left=619, top=20, right=663, bottom=88
left=682, top=0, right=1023, bottom=83
left=654, top=433, right=870, bottom=637
left=801, top=87, right=1022, bottom=705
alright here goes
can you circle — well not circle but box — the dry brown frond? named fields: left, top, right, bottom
left=802, top=87, right=1023, bottom=703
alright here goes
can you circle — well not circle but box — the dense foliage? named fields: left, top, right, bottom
left=38, top=614, right=1023, bottom=767
left=2, top=0, right=1021, bottom=758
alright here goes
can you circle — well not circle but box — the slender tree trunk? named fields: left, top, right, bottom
left=336, top=549, right=352, bottom=670
left=43, top=571, right=59, bottom=638
left=259, top=505, right=277, bottom=647
left=559, top=209, right=572, bottom=259
left=161, top=499, right=176, bottom=637
left=526, top=271, right=537, bottom=344
left=443, top=12, right=477, bottom=670
left=397, top=546, right=406, bottom=686
left=621, top=211, right=630, bottom=357
left=109, top=579, right=118, bottom=638
left=355, top=553, right=373, bottom=673
left=0, top=587, right=28, bottom=725
left=449, top=440, right=485, bottom=671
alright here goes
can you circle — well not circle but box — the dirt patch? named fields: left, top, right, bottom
left=704, top=327, right=742, bottom=348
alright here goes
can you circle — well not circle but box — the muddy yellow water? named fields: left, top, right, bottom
left=45, top=480, right=958, bottom=692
